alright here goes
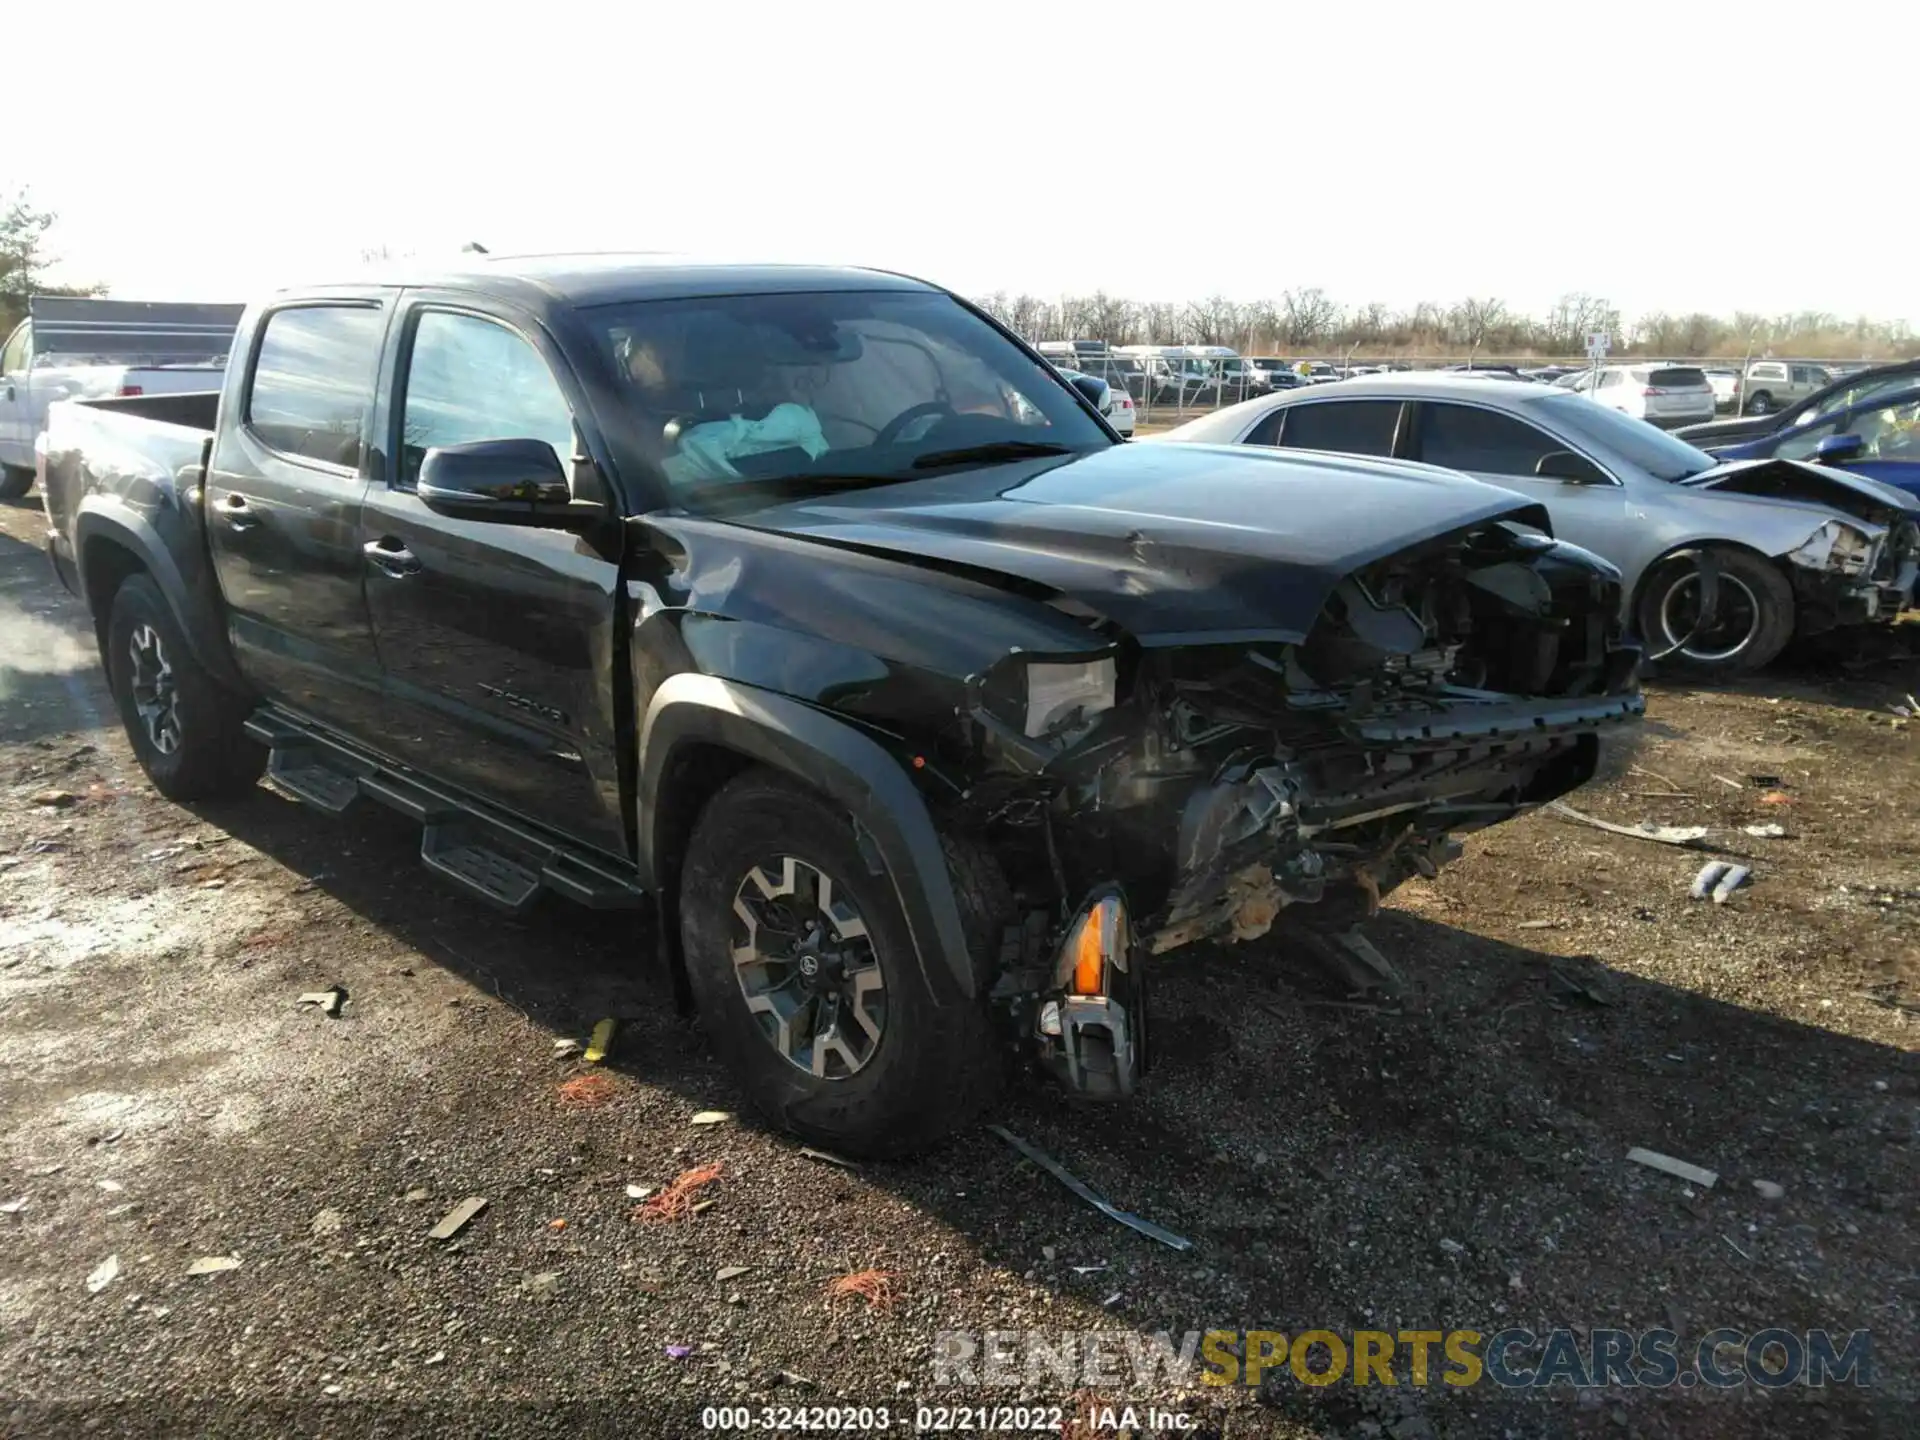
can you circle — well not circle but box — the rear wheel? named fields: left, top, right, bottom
left=678, top=769, right=1004, bottom=1157
left=105, top=575, right=265, bottom=801
left=1745, top=391, right=1774, bottom=416
left=0, top=465, right=32, bottom=501
left=1637, top=547, right=1795, bottom=677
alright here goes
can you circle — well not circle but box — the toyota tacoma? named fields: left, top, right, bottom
left=40, top=257, right=1642, bottom=1154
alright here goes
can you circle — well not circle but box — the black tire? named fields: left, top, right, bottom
left=104, top=574, right=266, bottom=801
left=0, top=465, right=32, bottom=501
left=678, top=768, right=1005, bottom=1157
left=1745, top=391, right=1773, bottom=416
left=1637, top=546, right=1795, bottom=677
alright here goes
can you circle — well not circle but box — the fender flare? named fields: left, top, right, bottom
left=72, top=503, right=249, bottom=693
left=638, top=673, right=976, bottom=1006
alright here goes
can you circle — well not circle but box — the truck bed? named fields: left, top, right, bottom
left=40, top=392, right=220, bottom=602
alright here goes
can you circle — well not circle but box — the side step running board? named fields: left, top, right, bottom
left=245, top=710, right=645, bottom=915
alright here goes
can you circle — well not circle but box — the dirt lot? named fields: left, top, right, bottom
left=1, top=492, right=1915, bottom=1439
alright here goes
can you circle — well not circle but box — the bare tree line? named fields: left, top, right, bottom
left=975, top=288, right=1920, bottom=362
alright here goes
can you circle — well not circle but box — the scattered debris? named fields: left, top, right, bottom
left=1710, top=774, right=1744, bottom=791
left=689, top=1110, right=732, bottom=1126
left=1690, top=861, right=1732, bottom=900
left=987, top=1125, right=1193, bottom=1252
left=798, top=1146, right=856, bottom=1169
left=1437, top=1238, right=1465, bottom=1256
left=1547, top=801, right=1711, bottom=849
left=1546, top=963, right=1611, bottom=1007
left=0, top=1197, right=26, bottom=1215
left=86, top=1256, right=120, bottom=1294
left=1626, top=1148, right=1718, bottom=1189
left=1723, top=1235, right=1754, bottom=1262
left=1516, top=918, right=1566, bottom=931
left=826, top=1269, right=898, bottom=1312
left=310, top=1207, right=345, bottom=1237
left=1748, top=774, right=1781, bottom=788
left=186, top=1255, right=241, bottom=1276
left=625, top=1184, right=655, bottom=1200
left=26, top=1164, right=64, bottom=1177
left=523, top=1271, right=559, bottom=1298
left=404, top=1187, right=431, bottom=1203
left=1753, top=1180, right=1785, bottom=1200
left=1742, top=824, right=1787, bottom=839
left=1757, top=791, right=1791, bottom=807
left=1101, top=1290, right=1123, bottom=1307
left=551, top=1038, right=580, bottom=1060
left=557, top=1072, right=617, bottom=1109
left=715, top=1265, right=752, bottom=1283
left=1070, top=1263, right=1108, bottom=1275
left=636, top=1163, right=723, bottom=1223
left=428, top=1196, right=489, bottom=1241
left=584, top=1018, right=617, bottom=1064
left=772, top=1369, right=816, bottom=1389
left=424, top=1352, right=446, bottom=1366
left=1710, top=865, right=1752, bottom=905
left=295, top=985, right=348, bottom=1018
left=546, top=1218, right=567, bottom=1231
left=30, top=790, right=78, bottom=808
left=665, top=1344, right=694, bottom=1360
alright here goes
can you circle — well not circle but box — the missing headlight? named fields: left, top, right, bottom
left=1788, top=519, right=1879, bottom=577
left=1024, top=657, right=1117, bottom=738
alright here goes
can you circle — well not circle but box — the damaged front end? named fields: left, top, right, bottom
left=1688, top=458, right=1920, bottom=632
left=955, top=520, right=1643, bottom=1098
left=1782, top=514, right=1919, bottom=634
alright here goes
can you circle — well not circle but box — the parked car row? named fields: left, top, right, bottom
left=38, top=256, right=1645, bottom=1154
left=1157, top=375, right=1918, bottom=678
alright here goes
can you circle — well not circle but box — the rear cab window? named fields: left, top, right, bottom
left=1270, top=400, right=1401, bottom=456
left=246, top=305, right=386, bottom=468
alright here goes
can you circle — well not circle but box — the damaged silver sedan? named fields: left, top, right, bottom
left=1161, top=375, right=1919, bottom=675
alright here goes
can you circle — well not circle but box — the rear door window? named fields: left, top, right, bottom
left=1273, top=400, right=1401, bottom=456
left=1415, top=403, right=1562, bottom=476
left=247, top=305, right=385, bottom=468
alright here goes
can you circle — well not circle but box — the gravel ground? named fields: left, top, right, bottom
left=1, top=494, right=1915, bottom=1440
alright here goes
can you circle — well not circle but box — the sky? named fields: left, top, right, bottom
left=8, top=1, right=1913, bottom=327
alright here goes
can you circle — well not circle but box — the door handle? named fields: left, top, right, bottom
left=363, top=537, right=421, bottom=577
left=218, top=492, right=258, bottom=532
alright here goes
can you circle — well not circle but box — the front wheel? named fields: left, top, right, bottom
left=678, top=769, right=1003, bottom=1157
left=0, top=465, right=32, bottom=501
left=105, top=575, right=266, bottom=801
left=1637, top=547, right=1795, bottom=677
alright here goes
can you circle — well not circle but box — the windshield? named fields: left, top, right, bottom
left=591, top=290, right=1109, bottom=505
left=1539, top=393, right=1717, bottom=481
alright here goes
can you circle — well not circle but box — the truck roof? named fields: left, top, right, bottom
left=283, top=253, right=939, bottom=310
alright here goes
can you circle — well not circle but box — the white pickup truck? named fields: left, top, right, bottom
left=0, top=297, right=242, bottom=498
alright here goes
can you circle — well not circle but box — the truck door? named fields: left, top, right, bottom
left=357, top=298, right=627, bottom=858
left=0, top=321, right=32, bottom=472
left=204, top=299, right=389, bottom=735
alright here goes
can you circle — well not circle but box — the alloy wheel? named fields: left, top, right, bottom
left=1658, top=572, right=1762, bottom=665
left=729, top=855, right=885, bottom=1078
left=127, top=623, right=182, bottom=755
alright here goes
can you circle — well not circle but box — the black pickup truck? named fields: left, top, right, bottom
left=40, top=256, right=1643, bottom=1154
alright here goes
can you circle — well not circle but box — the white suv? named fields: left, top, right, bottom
left=1558, top=363, right=1715, bottom=429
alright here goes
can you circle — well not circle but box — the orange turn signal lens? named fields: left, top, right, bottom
left=1067, top=895, right=1125, bottom=996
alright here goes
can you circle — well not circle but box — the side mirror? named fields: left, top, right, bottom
left=1811, top=433, right=1866, bottom=465
left=417, top=438, right=596, bottom=527
left=1068, top=375, right=1107, bottom=410
left=1535, top=449, right=1608, bottom=485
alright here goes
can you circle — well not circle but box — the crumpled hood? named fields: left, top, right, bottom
left=732, top=442, right=1553, bottom=646
left=1677, top=456, right=1920, bottom=523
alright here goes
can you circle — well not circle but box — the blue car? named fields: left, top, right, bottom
left=1711, top=384, right=1920, bottom=505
